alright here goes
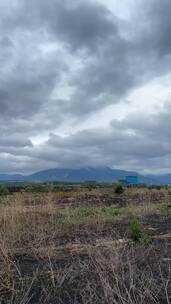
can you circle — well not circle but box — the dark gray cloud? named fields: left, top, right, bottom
left=0, top=43, right=66, bottom=118
left=46, top=1, right=117, bottom=52
left=1, top=101, right=171, bottom=174
left=1, top=0, right=170, bottom=120
left=11, top=0, right=117, bottom=52
left=0, top=0, right=171, bottom=173
left=140, top=0, right=171, bottom=57
left=25, top=101, right=171, bottom=173
left=0, top=135, right=32, bottom=148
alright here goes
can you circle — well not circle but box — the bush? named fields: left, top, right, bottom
left=129, top=219, right=150, bottom=243
left=0, top=185, right=9, bottom=196
left=115, top=185, right=124, bottom=194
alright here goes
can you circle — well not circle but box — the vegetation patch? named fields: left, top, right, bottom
left=128, top=219, right=151, bottom=243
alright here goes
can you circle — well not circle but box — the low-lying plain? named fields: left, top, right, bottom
left=0, top=185, right=171, bottom=303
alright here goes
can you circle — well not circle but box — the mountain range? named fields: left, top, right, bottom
left=0, top=167, right=169, bottom=184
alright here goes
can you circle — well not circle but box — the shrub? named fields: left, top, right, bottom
left=129, top=219, right=150, bottom=243
left=115, top=185, right=124, bottom=195
left=0, top=185, right=9, bottom=196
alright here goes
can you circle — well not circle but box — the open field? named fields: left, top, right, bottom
left=0, top=185, right=171, bottom=303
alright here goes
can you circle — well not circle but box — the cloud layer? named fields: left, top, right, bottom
left=0, top=0, right=171, bottom=173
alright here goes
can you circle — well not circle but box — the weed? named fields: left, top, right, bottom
left=129, top=219, right=150, bottom=243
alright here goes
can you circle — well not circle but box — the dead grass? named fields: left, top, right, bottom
left=0, top=189, right=170, bottom=303
left=0, top=191, right=170, bottom=253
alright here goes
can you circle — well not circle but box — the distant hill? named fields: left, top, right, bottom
left=147, top=174, right=171, bottom=185
left=28, top=167, right=151, bottom=183
left=0, top=167, right=155, bottom=184
left=0, top=174, right=25, bottom=181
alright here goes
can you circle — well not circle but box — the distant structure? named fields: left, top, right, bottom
left=126, top=176, right=138, bottom=185
left=118, top=176, right=139, bottom=186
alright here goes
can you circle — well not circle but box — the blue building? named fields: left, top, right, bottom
left=126, top=176, right=138, bottom=185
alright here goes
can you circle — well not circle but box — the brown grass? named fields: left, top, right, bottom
left=0, top=189, right=170, bottom=303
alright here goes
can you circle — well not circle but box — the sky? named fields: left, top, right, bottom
left=0, top=0, right=171, bottom=175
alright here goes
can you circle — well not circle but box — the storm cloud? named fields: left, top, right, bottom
left=0, top=0, right=171, bottom=173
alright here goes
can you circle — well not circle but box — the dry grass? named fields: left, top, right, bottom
left=0, top=189, right=170, bottom=303
left=0, top=190, right=170, bottom=253
left=0, top=241, right=170, bottom=303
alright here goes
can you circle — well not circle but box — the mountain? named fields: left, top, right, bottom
left=147, top=174, right=171, bottom=185
left=0, top=167, right=154, bottom=183
left=28, top=167, right=152, bottom=183
left=0, top=174, right=25, bottom=181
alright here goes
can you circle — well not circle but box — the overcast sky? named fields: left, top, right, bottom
left=1, top=0, right=171, bottom=174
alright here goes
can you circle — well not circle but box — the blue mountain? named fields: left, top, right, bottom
left=0, top=167, right=153, bottom=183
left=147, top=174, right=171, bottom=185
